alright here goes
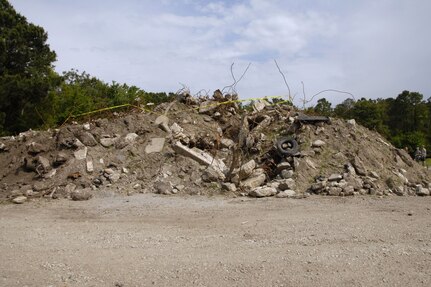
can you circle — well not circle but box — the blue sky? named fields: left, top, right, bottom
left=9, top=0, right=431, bottom=106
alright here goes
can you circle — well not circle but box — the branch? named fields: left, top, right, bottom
left=273, top=59, right=292, bottom=102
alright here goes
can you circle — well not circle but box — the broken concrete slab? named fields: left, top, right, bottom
left=198, top=100, right=218, bottom=114
left=125, top=133, right=139, bottom=144
left=276, top=190, right=296, bottom=198
left=74, top=147, right=88, bottom=160
left=172, top=141, right=227, bottom=173
left=145, top=138, right=165, bottom=154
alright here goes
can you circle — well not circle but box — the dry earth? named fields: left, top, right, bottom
left=1, top=193, right=431, bottom=287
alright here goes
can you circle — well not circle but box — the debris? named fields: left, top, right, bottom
left=145, top=138, right=165, bottom=154
left=249, top=186, right=277, bottom=198
left=155, top=115, right=171, bottom=133
left=12, top=196, right=27, bottom=204
left=312, top=140, right=326, bottom=148
left=70, top=189, right=92, bottom=201
left=240, top=174, right=266, bottom=190
left=74, top=147, right=88, bottom=160
left=276, top=190, right=296, bottom=198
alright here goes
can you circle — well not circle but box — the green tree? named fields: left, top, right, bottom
left=313, top=98, right=332, bottom=116
left=0, top=0, right=59, bottom=134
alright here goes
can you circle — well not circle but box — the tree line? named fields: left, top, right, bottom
left=310, top=92, right=431, bottom=154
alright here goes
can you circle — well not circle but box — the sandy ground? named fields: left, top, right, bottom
left=1, top=194, right=431, bottom=287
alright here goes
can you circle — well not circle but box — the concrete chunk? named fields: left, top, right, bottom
left=145, top=138, right=166, bottom=154
left=172, top=141, right=227, bottom=173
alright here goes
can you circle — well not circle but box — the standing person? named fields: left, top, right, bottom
left=420, top=146, right=427, bottom=166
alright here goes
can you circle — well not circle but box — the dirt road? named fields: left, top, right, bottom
left=1, top=194, right=430, bottom=287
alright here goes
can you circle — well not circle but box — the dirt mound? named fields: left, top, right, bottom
left=1, top=92, right=430, bottom=203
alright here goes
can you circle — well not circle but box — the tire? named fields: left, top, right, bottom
left=276, top=137, right=299, bottom=156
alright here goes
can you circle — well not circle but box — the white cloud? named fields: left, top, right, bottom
left=9, top=0, right=431, bottom=107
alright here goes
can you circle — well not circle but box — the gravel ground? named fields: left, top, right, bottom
left=1, top=194, right=431, bottom=287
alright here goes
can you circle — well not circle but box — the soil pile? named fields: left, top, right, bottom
left=1, top=91, right=430, bottom=203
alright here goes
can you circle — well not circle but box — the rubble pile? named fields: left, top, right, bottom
left=0, top=90, right=430, bottom=203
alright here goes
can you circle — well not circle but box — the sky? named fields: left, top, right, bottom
left=9, top=0, right=431, bottom=106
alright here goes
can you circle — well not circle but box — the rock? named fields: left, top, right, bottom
left=154, top=181, right=173, bottom=195
left=342, top=185, right=355, bottom=196
left=346, top=119, right=356, bottom=127
left=202, top=167, right=226, bottom=182
left=369, top=171, right=380, bottom=179
left=155, top=115, right=171, bottom=132
left=305, top=158, right=317, bottom=170
left=281, top=169, right=294, bottom=179
left=44, top=169, right=56, bottom=179
left=145, top=138, right=165, bottom=154
left=104, top=168, right=115, bottom=176
left=70, top=189, right=92, bottom=201
left=76, top=131, right=98, bottom=147
left=221, top=182, right=237, bottom=192
left=100, top=138, right=116, bottom=148
left=239, top=160, right=256, bottom=179
left=311, top=181, right=326, bottom=193
left=278, top=179, right=296, bottom=191
left=249, top=186, right=277, bottom=198
left=27, top=142, right=45, bottom=154
left=393, top=186, right=405, bottom=196
left=416, top=185, right=430, bottom=196
left=74, top=147, right=88, bottom=160
left=312, top=140, right=326, bottom=148
left=276, top=190, right=296, bottom=198
left=65, top=183, right=77, bottom=194
left=252, top=100, right=268, bottom=112
left=328, top=187, right=342, bottom=196
left=37, top=156, right=51, bottom=172
left=12, top=196, right=27, bottom=204
left=54, top=152, right=68, bottom=166
left=220, top=138, right=235, bottom=149
left=170, top=123, right=183, bottom=134
left=108, top=173, right=121, bottom=183
left=328, top=174, right=343, bottom=182
left=352, top=156, right=367, bottom=176
left=83, top=123, right=91, bottom=130
left=33, top=182, right=53, bottom=191
left=240, top=174, right=266, bottom=190
left=122, top=167, right=129, bottom=174
left=86, top=158, right=94, bottom=173
left=276, top=162, right=291, bottom=172
left=0, top=142, right=7, bottom=152
left=125, top=133, right=139, bottom=144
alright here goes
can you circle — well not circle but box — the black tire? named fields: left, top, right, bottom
left=276, top=137, right=299, bottom=156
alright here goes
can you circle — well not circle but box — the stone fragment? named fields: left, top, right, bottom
left=220, top=138, right=235, bottom=149
left=369, top=171, right=380, bottom=179
left=239, top=160, right=256, bottom=179
left=240, top=174, right=266, bottom=190
left=311, top=181, right=326, bottom=193
left=416, top=185, right=430, bottom=196
left=343, top=185, right=355, bottom=196
left=108, top=173, right=121, bottom=183
left=86, top=158, right=94, bottom=173
left=0, top=142, right=7, bottom=152
left=27, top=142, right=45, bottom=154
left=76, top=131, right=98, bottom=147
left=221, top=182, right=237, bottom=192
left=202, top=167, right=226, bottom=182
left=276, top=190, right=296, bottom=198
left=154, top=181, right=173, bottom=195
left=37, top=156, right=51, bottom=172
left=276, top=162, right=291, bottom=172
left=249, top=186, right=277, bottom=198
left=74, top=147, right=88, bottom=160
left=352, top=156, right=367, bottom=176
left=155, top=115, right=171, bottom=132
left=312, top=140, right=326, bottom=148
left=281, top=169, right=294, bottom=179
left=328, top=174, right=343, bottom=182
left=54, top=152, right=68, bottom=166
left=125, top=133, right=139, bottom=144
left=100, top=138, right=116, bottom=148
left=83, top=123, right=91, bottom=130
left=393, top=186, right=405, bottom=196
left=328, top=187, right=342, bottom=196
left=64, top=183, right=77, bottom=194
left=346, top=119, right=356, bottom=127
left=70, top=189, right=92, bottom=201
left=12, top=196, right=27, bottom=204
left=278, top=179, right=296, bottom=191
left=145, top=138, right=165, bottom=154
